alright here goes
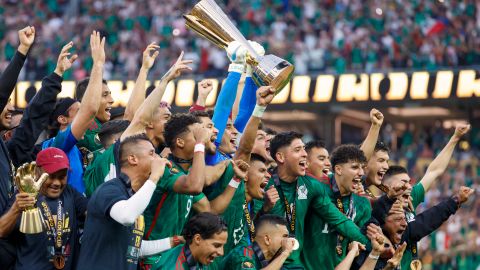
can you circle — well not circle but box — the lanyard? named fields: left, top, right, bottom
left=331, top=177, right=355, bottom=256
left=169, top=154, right=192, bottom=165
left=273, top=174, right=297, bottom=236
left=244, top=200, right=255, bottom=244
left=40, top=200, right=65, bottom=250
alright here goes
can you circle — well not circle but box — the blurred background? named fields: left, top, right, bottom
left=0, top=0, right=479, bottom=269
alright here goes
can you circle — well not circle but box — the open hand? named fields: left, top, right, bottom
left=54, top=42, right=78, bottom=76
left=162, top=51, right=193, bottom=82
left=142, top=42, right=160, bottom=70
left=90, top=30, right=106, bottom=65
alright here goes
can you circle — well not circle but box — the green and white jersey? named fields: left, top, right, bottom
left=142, top=160, right=205, bottom=266
left=254, top=174, right=368, bottom=269
left=302, top=178, right=371, bottom=270
left=151, top=244, right=211, bottom=270
left=401, top=183, right=425, bottom=270
left=203, top=162, right=248, bottom=256
left=220, top=244, right=262, bottom=270
left=83, top=141, right=119, bottom=197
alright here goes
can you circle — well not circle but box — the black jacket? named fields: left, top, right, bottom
left=352, top=196, right=459, bottom=270
left=0, top=51, right=63, bottom=214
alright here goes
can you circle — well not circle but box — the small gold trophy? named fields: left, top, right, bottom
left=184, top=0, right=295, bottom=93
left=15, top=162, right=49, bottom=234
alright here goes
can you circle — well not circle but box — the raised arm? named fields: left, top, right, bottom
left=235, top=86, right=275, bottom=162
left=406, top=186, right=473, bottom=243
left=123, top=43, right=159, bottom=121
left=419, top=124, right=470, bottom=191
left=171, top=124, right=210, bottom=194
left=212, top=41, right=247, bottom=143
left=70, top=31, right=105, bottom=140
left=206, top=160, right=249, bottom=214
left=121, top=51, right=192, bottom=140
left=189, top=79, right=213, bottom=112
left=0, top=26, right=35, bottom=111
left=7, top=42, right=78, bottom=166
left=360, top=109, right=384, bottom=161
left=233, top=41, right=265, bottom=133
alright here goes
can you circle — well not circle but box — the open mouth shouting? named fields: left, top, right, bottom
left=377, top=171, right=386, bottom=181
left=299, top=160, right=307, bottom=172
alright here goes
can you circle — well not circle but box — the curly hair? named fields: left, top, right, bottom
left=182, top=212, right=227, bottom=245
left=163, top=113, right=201, bottom=149
left=269, top=131, right=303, bottom=161
left=330, top=144, right=367, bottom=168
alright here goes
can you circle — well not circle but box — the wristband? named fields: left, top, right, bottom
left=368, top=253, right=380, bottom=260
left=172, top=235, right=181, bottom=247
left=252, top=105, right=267, bottom=118
left=246, top=65, right=253, bottom=77
left=228, top=177, right=241, bottom=188
left=228, top=63, right=245, bottom=74
left=194, top=143, right=205, bottom=153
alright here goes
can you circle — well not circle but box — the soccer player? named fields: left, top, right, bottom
left=77, top=135, right=172, bottom=270
left=152, top=212, right=228, bottom=270
left=222, top=214, right=297, bottom=269
left=256, top=131, right=368, bottom=268
left=305, top=140, right=331, bottom=183
left=302, top=145, right=372, bottom=270
left=42, top=31, right=111, bottom=194
left=0, top=148, right=88, bottom=270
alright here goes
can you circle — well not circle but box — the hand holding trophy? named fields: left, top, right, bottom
left=15, top=162, right=49, bottom=234
left=184, top=0, right=295, bottom=94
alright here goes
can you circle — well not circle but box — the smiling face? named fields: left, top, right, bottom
left=366, top=150, right=389, bottom=186
left=96, top=83, right=114, bottom=123
left=193, top=231, right=228, bottom=265
left=384, top=212, right=407, bottom=245
left=198, top=116, right=218, bottom=155
left=276, top=138, right=308, bottom=178
left=307, top=147, right=331, bottom=178
left=219, top=119, right=238, bottom=155
left=39, top=168, right=68, bottom=199
left=246, top=159, right=271, bottom=200
left=334, top=161, right=365, bottom=195
left=0, top=100, right=14, bottom=130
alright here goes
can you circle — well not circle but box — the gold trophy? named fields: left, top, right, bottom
left=184, top=0, right=295, bottom=93
left=15, top=162, right=49, bottom=234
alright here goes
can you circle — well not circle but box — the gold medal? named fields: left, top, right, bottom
left=410, top=259, right=422, bottom=270
left=338, top=235, right=344, bottom=241
left=53, top=255, right=65, bottom=269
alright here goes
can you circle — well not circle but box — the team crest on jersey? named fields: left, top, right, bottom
left=406, top=211, right=415, bottom=223
left=242, top=262, right=254, bottom=269
left=297, top=184, right=308, bottom=200
left=170, top=167, right=179, bottom=174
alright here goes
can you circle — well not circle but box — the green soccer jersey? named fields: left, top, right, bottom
left=83, top=142, right=118, bottom=197
left=77, top=118, right=103, bottom=152
left=152, top=244, right=211, bottom=270
left=143, top=161, right=205, bottom=266
left=204, top=163, right=248, bottom=256
left=254, top=174, right=368, bottom=269
left=221, top=245, right=262, bottom=270
left=401, top=183, right=425, bottom=270
left=302, top=182, right=372, bottom=270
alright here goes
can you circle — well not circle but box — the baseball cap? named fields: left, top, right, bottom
left=36, top=147, right=70, bottom=174
left=50, top=98, right=78, bottom=126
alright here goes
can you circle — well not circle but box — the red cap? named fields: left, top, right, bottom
left=36, top=147, right=70, bottom=174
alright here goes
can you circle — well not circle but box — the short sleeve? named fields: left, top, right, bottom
left=51, top=125, right=78, bottom=153
left=91, top=182, right=128, bottom=218
left=411, top=184, right=425, bottom=209
left=157, top=168, right=183, bottom=192
left=193, top=193, right=205, bottom=204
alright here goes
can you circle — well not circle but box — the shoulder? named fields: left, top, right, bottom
left=223, top=246, right=255, bottom=268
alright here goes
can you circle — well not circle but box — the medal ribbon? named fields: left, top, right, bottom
left=244, top=200, right=255, bottom=244
left=41, top=199, right=67, bottom=269
left=273, top=174, right=297, bottom=236
left=183, top=244, right=202, bottom=270
left=331, top=177, right=355, bottom=256
left=252, top=242, right=268, bottom=268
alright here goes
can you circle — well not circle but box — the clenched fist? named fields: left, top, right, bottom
left=18, top=26, right=35, bottom=55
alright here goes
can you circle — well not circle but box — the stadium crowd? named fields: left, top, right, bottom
left=0, top=2, right=478, bottom=270
left=1, top=0, right=480, bottom=80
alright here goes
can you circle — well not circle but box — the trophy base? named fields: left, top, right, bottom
left=251, top=54, right=295, bottom=94
left=19, top=208, right=45, bottom=234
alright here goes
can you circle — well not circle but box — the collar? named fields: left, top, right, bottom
left=252, top=242, right=269, bottom=268
left=168, top=153, right=192, bottom=165
left=118, top=172, right=134, bottom=197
